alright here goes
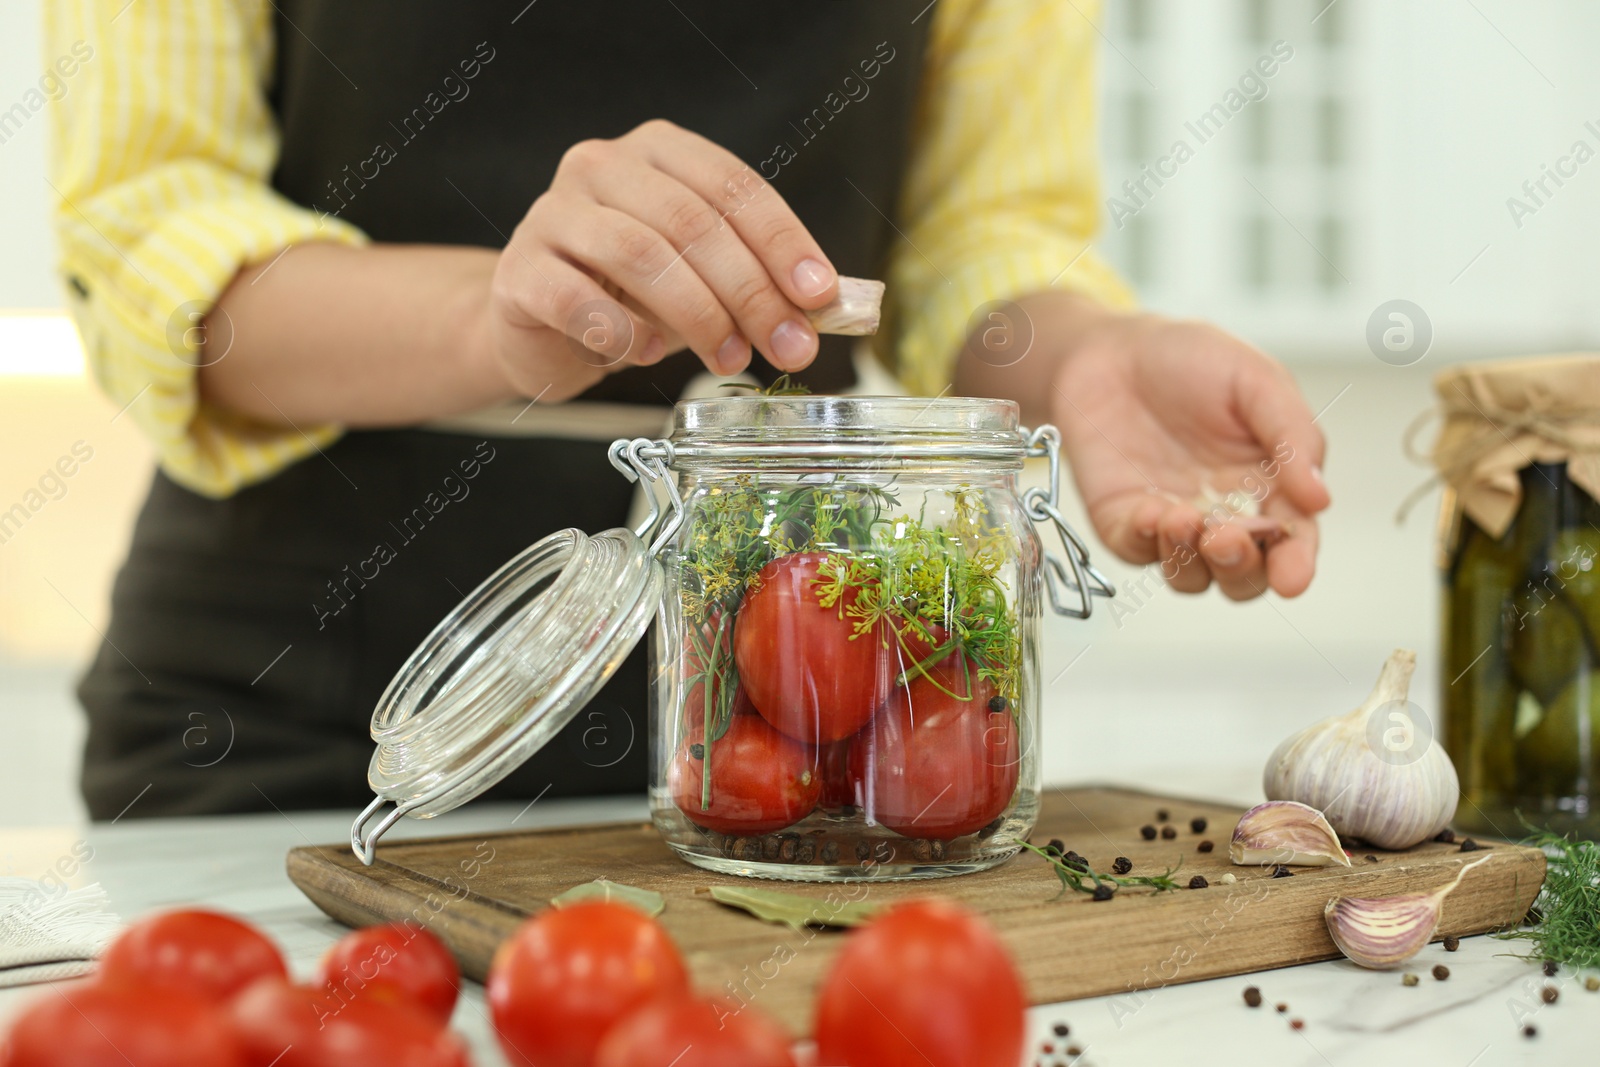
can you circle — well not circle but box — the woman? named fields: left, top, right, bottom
left=48, top=0, right=1329, bottom=818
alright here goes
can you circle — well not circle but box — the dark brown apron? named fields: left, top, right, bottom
left=79, top=1, right=934, bottom=817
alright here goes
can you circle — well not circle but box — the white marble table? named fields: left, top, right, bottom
left=0, top=791, right=1591, bottom=1067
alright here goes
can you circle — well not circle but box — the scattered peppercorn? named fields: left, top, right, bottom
left=1402, top=973, right=1420, bottom=987
left=1275, top=1002, right=1288, bottom=1013
left=1432, top=965, right=1450, bottom=981
left=1434, top=828, right=1456, bottom=844
left=1243, top=986, right=1262, bottom=1007
left=1443, top=937, right=1460, bottom=952
left=1063, top=851, right=1089, bottom=872
left=1156, top=808, right=1170, bottom=822
left=1052, top=1022, right=1070, bottom=1037
left=1541, top=985, right=1559, bottom=1004
left=1586, top=976, right=1600, bottom=992
left=1046, top=838, right=1066, bottom=857
left=988, top=695, right=1008, bottom=714
left=1290, top=1019, right=1304, bottom=1031
left=1161, top=825, right=1178, bottom=840
left=1092, top=884, right=1114, bottom=901
left=1111, top=856, right=1132, bottom=875
left=1040, top=1042, right=1053, bottom=1054
left=1197, top=840, right=1215, bottom=853
left=1271, top=865, right=1293, bottom=878
left=1459, top=838, right=1483, bottom=852
left=1364, top=854, right=1379, bottom=863
left=1523, top=1025, right=1537, bottom=1039
left=1065, top=1047, right=1082, bottom=1057
left=689, top=743, right=705, bottom=760
left=1190, top=817, right=1207, bottom=834
left=1543, top=960, right=1558, bottom=976
left=1188, top=875, right=1209, bottom=889
left=1140, top=825, right=1157, bottom=840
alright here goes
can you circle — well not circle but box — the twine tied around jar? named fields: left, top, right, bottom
left=1397, top=354, right=1600, bottom=535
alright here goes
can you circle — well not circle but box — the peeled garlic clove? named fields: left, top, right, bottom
left=1230, top=800, right=1351, bottom=867
left=805, top=277, right=884, bottom=336
left=1323, top=855, right=1492, bottom=969
left=1263, top=649, right=1460, bottom=850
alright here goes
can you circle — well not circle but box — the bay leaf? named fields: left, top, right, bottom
left=705, top=885, right=880, bottom=930
left=550, top=879, right=665, bottom=917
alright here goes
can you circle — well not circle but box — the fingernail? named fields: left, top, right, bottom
left=791, top=258, right=834, bottom=299
left=715, top=334, right=748, bottom=375
left=769, top=319, right=817, bottom=368
left=1212, top=546, right=1244, bottom=568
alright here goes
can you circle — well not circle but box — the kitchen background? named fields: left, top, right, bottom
left=3, top=0, right=1596, bottom=827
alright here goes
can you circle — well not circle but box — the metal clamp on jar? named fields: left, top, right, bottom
left=351, top=396, right=1112, bottom=880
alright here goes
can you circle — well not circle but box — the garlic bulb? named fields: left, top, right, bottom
left=1263, top=649, right=1459, bottom=849
left=1230, top=800, right=1351, bottom=867
left=1323, top=855, right=1492, bottom=968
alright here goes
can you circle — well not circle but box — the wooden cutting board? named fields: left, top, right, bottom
left=287, top=786, right=1544, bottom=1034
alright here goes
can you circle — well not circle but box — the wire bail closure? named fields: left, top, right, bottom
left=608, top=437, right=685, bottom=554
left=1021, top=425, right=1116, bottom=619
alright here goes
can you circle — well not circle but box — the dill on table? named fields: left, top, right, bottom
left=1021, top=842, right=1182, bottom=898
left=1497, top=829, right=1600, bottom=968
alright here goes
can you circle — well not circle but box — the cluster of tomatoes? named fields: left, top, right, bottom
left=670, top=552, right=1021, bottom=841
left=0, top=909, right=466, bottom=1066
left=0, top=894, right=1026, bottom=1067
left=487, top=895, right=1028, bottom=1067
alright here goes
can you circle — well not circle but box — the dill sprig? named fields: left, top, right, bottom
left=1022, top=843, right=1182, bottom=897
left=1496, top=829, right=1600, bottom=968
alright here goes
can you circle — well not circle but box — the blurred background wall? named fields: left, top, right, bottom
left=3, top=0, right=1596, bottom=825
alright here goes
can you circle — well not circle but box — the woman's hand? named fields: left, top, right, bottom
left=956, top=291, right=1330, bottom=600
left=487, top=119, right=841, bottom=401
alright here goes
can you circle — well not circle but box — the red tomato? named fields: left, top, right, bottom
left=816, top=737, right=860, bottom=812
left=487, top=900, right=689, bottom=1067
left=2, top=982, right=246, bottom=1067
left=98, top=909, right=288, bottom=1003
left=670, top=706, right=820, bottom=835
left=733, top=552, right=891, bottom=743
left=854, top=663, right=1019, bottom=840
left=230, top=980, right=468, bottom=1067
left=814, top=899, right=1026, bottom=1067
left=315, top=923, right=460, bottom=1025
left=594, top=995, right=796, bottom=1067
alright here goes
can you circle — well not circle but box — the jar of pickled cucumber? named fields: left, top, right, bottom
left=1432, top=355, right=1600, bottom=840
left=349, top=395, right=1113, bottom=880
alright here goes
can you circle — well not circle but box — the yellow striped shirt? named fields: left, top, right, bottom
left=45, top=0, right=1132, bottom=498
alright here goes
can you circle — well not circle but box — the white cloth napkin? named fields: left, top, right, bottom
left=0, top=878, right=122, bottom=988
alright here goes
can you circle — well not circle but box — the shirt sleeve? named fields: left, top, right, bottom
left=45, top=0, right=368, bottom=498
left=880, top=0, right=1137, bottom=396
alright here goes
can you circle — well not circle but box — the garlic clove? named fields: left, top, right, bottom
left=1263, top=649, right=1461, bottom=850
left=1230, top=800, right=1352, bottom=867
left=1323, top=855, right=1492, bottom=969
left=805, top=277, right=884, bottom=336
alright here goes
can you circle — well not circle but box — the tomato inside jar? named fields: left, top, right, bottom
left=645, top=396, right=1091, bottom=881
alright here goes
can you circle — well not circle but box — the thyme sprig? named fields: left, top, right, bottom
left=1496, top=828, right=1600, bottom=967
left=1022, top=843, right=1182, bottom=898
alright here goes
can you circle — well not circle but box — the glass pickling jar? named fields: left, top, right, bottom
left=349, top=395, right=1112, bottom=881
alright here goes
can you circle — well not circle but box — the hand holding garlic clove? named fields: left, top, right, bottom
left=1263, top=649, right=1460, bottom=849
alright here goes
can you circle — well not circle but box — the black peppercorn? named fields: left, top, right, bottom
left=855, top=840, right=872, bottom=861
left=912, top=839, right=934, bottom=863
left=821, top=840, right=839, bottom=865
left=1542, top=960, right=1558, bottom=976
left=930, top=839, right=947, bottom=861
left=1290, top=1019, right=1304, bottom=1031
left=1065, top=1047, right=1082, bottom=1057
left=1064, top=850, right=1089, bottom=872
left=1443, top=937, right=1460, bottom=952
left=1156, top=808, right=1170, bottom=822
left=1271, top=865, right=1293, bottom=878
left=1275, top=1002, right=1288, bottom=1013
left=1434, top=828, right=1456, bottom=844
left=1188, top=875, right=1209, bottom=889
left=1523, top=1024, right=1537, bottom=1038
left=779, top=837, right=798, bottom=863
left=1242, top=986, right=1262, bottom=1008
left=1541, top=985, right=1559, bottom=1004
left=1111, top=856, right=1132, bottom=875
left=1190, top=817, right=1207, bottom=834
left=1160, top=825, right=1177, bottom=840
left=1052, top=1022, right=1069, bottom=1038
left=1459, top=838, right=1482, bottom=852
left=1364, top=854, right=1380, bottom=863
left=1432, top=965, right=1450, bottom=980
left=689, top=743, right=705, bottom=760
left=1046, top=838, right=1066, bottom=857
left=1140, top=824, right=1157, bottom=840
left=1197, top=840, right=1214, bottom=853
left=988, top=695, right=1008, bottom=714
left=1091, top=884, right=1114, bottom=901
